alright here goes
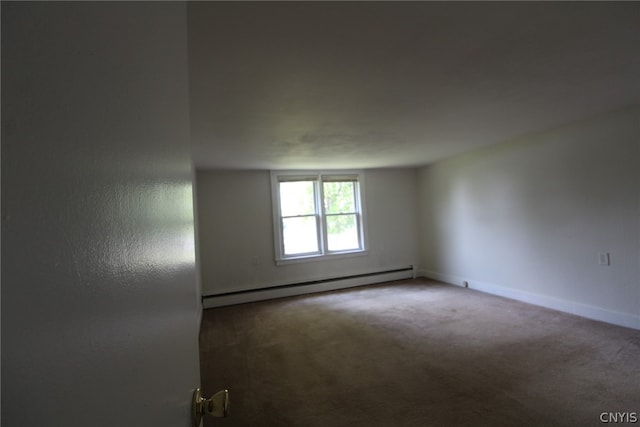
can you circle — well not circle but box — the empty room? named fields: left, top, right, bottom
left=2, top=2, right=638, bottom=427
left=190, top=2, right=639, bottom=426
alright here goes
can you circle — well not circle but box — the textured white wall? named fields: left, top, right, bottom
left=196, top=168, right=419, bottom=295
left=1, top=3, right=200, bottom=425
left=418, top=107, right=640, bottom=329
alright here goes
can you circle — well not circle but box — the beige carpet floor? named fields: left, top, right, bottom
left=200, top=279, right=640, bottom=426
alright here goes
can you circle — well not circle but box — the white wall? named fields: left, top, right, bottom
left=196, top=168, right=419, bottom=296
left=2, top=3, right=201, bottom=425
left=418, top=107, right=640, bottom=329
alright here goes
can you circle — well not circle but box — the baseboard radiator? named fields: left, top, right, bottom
left=202, top=266, right=414, bottom=309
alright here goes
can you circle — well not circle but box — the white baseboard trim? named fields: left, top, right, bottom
left=418, top=270, right=467, bottom=287
left=421, top=270, right=640, bottom=330
left=203, top=267, right=414, bottom=309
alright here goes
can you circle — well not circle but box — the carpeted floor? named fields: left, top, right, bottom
left=199, top=279, right=640, bottom=426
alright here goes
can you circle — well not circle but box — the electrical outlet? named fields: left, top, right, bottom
left=598, top=252, right=610, bottom=266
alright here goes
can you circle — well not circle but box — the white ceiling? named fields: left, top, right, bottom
left=187, top=2, right=640, bottom=170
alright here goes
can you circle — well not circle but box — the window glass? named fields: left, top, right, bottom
left=272, top=171, right=365, bottom=262
left=283, top=216, right=319, bottom=255
left=323, top=181, right=356, bottom=214
left=280, top=181, right=315, bottom=217
left=326, top=214, right=359, bottom=251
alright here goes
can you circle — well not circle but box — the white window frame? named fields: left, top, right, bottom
left=270, top=170, right=367, bottom=264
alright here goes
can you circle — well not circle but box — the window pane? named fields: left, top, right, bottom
left=326, top=214, right=359, bottom=251
left=323, top=181, right=355, bottom=214
left=280, top=181, right=316, bottom=216
left=283, top=216, right=319, bottom=255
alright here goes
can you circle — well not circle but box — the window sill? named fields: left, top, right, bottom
left=275, top=249, right=369, bottom=266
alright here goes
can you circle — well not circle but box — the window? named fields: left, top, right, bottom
left=271, top=171, right=366, bottom=263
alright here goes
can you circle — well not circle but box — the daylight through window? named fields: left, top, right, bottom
left=271, top=171, right=366, bottom=262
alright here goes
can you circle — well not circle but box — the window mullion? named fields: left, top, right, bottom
left=355, top=181, right=363, bottom=250
left=317, top=177, right=328, bottom=255
left=313, top=178, right=322, bottom=255
left=325, top=212, right=356, bottom=217
left=282, top=214, right=316, bottom=219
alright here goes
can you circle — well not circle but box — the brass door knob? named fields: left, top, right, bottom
left=193, top=388, right=230, bottom=426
